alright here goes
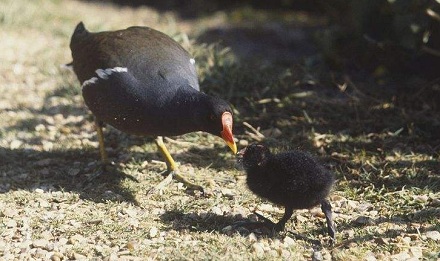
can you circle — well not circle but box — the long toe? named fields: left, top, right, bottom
left=253, top=212, right=285, bottom=232
left=83, top=161, right=113, bottom=185
left=81, top=162, right=111, bottom=187
left=146, top=171, right=174, bottom=196
left=231, top=220, right=271, bottom=231
left=173, top=172, right=204, bottom=193
left=81, top=167, right=105, bottom=187
left=146, top=170, right=204, bottom=196
left=253, top=212, right=276, bottom=226
left=274, top=222, right=286, bottom=232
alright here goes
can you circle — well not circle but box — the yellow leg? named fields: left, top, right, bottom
left=148, top=136, right=203, bottom=194
left=82, top=120, right=110, bottom=185
left=155, top=136, right=176, bottom=170
left=84, top=119, right=139, bottom=186
left=95, top=120, right=109, bottom=165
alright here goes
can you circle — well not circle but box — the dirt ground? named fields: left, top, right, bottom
left=1, top=0, right=439, bottom=260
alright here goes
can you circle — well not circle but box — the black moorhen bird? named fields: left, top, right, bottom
left=69, top=22, right=237, bottom=192
left=237, top=144, right=336, bottom=239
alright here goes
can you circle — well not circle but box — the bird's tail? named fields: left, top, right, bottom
left=73, top=22, right=88, bottom=36
left=71, top=21, right=90, bottom=45
left=69, top=22, right=90, bottom=68
left=70, top=22, right=90, bottom=55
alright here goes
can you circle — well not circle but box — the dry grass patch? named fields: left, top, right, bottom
left=1, top=0, right=439, bottom=260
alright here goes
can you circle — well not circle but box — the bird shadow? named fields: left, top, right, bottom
left=1, top=70, right=238, bottom=204
left=0, top=146, right=140, bottom=205
left=0, top=125, right=237, bottom=206
left=159, top=209, right=326, bottom=247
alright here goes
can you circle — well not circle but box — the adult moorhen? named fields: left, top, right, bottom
left=69, top=22, right=237, bottom=192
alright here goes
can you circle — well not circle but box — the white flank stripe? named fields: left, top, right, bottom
left=190, top=58, right=195, bottom=65
left=81, top=77, right=98, bottom=88
left=81, top=67, right=128, bottom=88
left=96, top=69, right=109, bottom=79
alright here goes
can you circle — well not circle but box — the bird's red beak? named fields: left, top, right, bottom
left=220, top=112, right=237, bottom=154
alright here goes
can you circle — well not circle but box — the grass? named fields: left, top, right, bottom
left=1, top=0, right=439, bottom=260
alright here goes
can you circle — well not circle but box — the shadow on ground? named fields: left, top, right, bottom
left=0, top=147, right=140, bottom=204
left=3, top=0, right=439, bottom=210
left=81, top=0, right=325, bottom=19
left=0, top=138, right=239, bottom=204
left=159, top=209, right=325, bottom=247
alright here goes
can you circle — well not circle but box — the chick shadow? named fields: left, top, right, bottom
left=159, top=209, right=325, bottom=247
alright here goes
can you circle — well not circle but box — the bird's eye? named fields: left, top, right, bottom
left=210, top=114, right=215, bottom=120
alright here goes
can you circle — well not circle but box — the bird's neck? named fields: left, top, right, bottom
left=158, top=88, right=211, bottom=131
left=168, top=87, right=209, bottom=112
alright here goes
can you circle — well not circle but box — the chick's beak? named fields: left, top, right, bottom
left=236, top=147, right=246, bottom=163
left=237, top=147, right=247, bottom=156
left=220, top=112, right=237, bottom=154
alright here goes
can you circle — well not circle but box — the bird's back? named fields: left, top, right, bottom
left=69, top=22, right=202, bottom=136
left=70, top=23, right=199, bottom=91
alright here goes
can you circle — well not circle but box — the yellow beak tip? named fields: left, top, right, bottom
left=228, top=142, right=238, bottom=154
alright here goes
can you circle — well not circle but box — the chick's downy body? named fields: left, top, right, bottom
left=239, top=144, right=336, bottom=238
left=244, top=148, right=334, bottom=209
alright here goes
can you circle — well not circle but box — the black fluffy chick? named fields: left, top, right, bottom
left=238, top=144, right=336, bottom=239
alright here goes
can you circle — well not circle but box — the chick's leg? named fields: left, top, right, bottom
left=274, top=207, right=294, bottom=232
left=321, top=199, right=336, bottom=240
left=148, top=136, right=204, bottom=194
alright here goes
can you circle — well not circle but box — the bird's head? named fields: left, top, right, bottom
left=200, top=96, right=237, bottom=154
left=237, top=143, right=271, bottom=169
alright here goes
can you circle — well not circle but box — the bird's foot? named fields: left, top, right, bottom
left=173, top=171, right=204, bottom=193
left=253, top=212, right=285, bottom=232
left=146, top=170, right=204, bottom=196
left=230, top=220, right=267, bottom=231
left=146, top=170, right=173, bottom=195
left=81, top=161, right=138, bottom=188
left=80, top=161, right=114, bottom=187
left=231, top=212, right=282, bottom=233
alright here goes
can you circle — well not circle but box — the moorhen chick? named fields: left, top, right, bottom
left=237, top=144, right=336, bottom=239
left=69, top=22, right=237, bottom=192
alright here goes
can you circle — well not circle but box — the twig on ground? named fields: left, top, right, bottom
left=243, top=122, right=265, bottom=142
